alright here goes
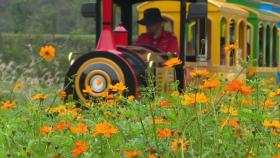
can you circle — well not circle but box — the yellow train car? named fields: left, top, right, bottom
left=137, top=0, right=249, bottom=80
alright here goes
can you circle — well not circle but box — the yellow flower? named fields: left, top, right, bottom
left=39, top=45, right=56, bottom=62
left=48, top=105, right=68, bottom=116
left=241, top=99, right=251, bottom=106
left=181, top=93, right=208, bottom=105
left=171, top=91, right=180, bottom=97
left=276, top=89, right=280, bottom=95
left=262, top=99, right=277, bottom=109
left=127, top=95, right=135, bottom=101
left=268, top=92, right=277, bottom=98
left=163, top=57, right=182, bottom=68
left=85, top=102, right=94, bottom=108
left=14, top=82, right=24, bottom=90
left=190, top=69, right=209, bottom=78
left=1, top=100, right=16, bottom=109
left=109, top=82, right=127, bottom=92
left=171, top=138, right=189, bottom=152
left=148, top=118, right=165, bottom=125
left=32, top=93, right=48, bottom=101
left=57, top=90, right=67, bottom=99
left=220, top=105, right=238, bottom=116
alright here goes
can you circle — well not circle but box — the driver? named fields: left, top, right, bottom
left=136, top=8, right=179, bottom=56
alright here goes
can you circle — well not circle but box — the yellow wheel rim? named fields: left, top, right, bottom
left=74, top=57, right=125, bottom=103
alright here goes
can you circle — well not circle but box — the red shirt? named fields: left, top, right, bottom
left=136, top=30, right=179, bottom=56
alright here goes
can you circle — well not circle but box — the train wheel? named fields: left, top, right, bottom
left=64, top=52, right=137, bottom=103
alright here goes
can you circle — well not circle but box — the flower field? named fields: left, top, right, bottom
left=0, top=46, right=279, bottom=158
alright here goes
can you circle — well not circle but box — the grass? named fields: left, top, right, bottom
left=0, top=54, right=279, bottom=158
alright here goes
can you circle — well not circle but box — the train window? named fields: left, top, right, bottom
left=113, top=4, right=122, bottom=29
left=186, top=21, right=196, bottom=61
left=229, top=20, right=236, bottom=66
left=259, top=24, right=264, bottom=66
left=220, top=18, right=227, bottom=65
left=247, top=25, right=252, bottom=61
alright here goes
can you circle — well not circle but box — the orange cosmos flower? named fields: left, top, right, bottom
left=181, top=93, right=208, bottom=105
left=83, top=86, right=92, bottom=94
left=39, top=45, right=56, bottom=62
left=247, top=67, right=256, bottom=78
left=220, top=119, right=239, bottom=128
left=264, top=120, right=280, bottom=129
left=14, top=82, right=24, bottom=90
left=70, top=122, right=88, bottom=134
left=163, top=57, right=182, bottom=68
left=230, top=44, right=238, bottom=49
left=157, top=128, right=172, bottom=138
left=159, top=100, right=170, bottom=107
left=226, top=80, right=254, bottom=95
left=271, top=121, right=280, bottom=129
left=262, top=99, right=277, bottom=109
left=101, top=92, right=109, bottom=98
left=226, top=80, right=243, bottom=91
left=54, top=120, right=68, bottom=131
left=272, top=129, right=280, bottom=136
left=57, top=90, right=67, bottom=99
left=40, top=125, right=52, bottom=135
left=32, top=93, right=48, bottom=101
left=71, top=140, right=89, bottom=157
left=148, top=154, right=157, bottom=158
left=124, top=150, right=142, bottom=158
left=274, top=154, right=280, bottom=158
left=224, top=44, right=238, bottom=53
left=263, top=120, right=273, bottom=128
left=240, top=85, right=255, bottom=95
left=200, top=80, right=219, bottom=89
left=109, top=82, right=127, bottom=92
left=190, top=69, right=209, bottom=78
left=92, top=120, right=118, bottom=138
left=1, top=100, right=16, bottom=109
left=171, top=138, right=189, bottom=152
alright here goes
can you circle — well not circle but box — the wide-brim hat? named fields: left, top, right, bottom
left=137, top=8, right=165, bottom=26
